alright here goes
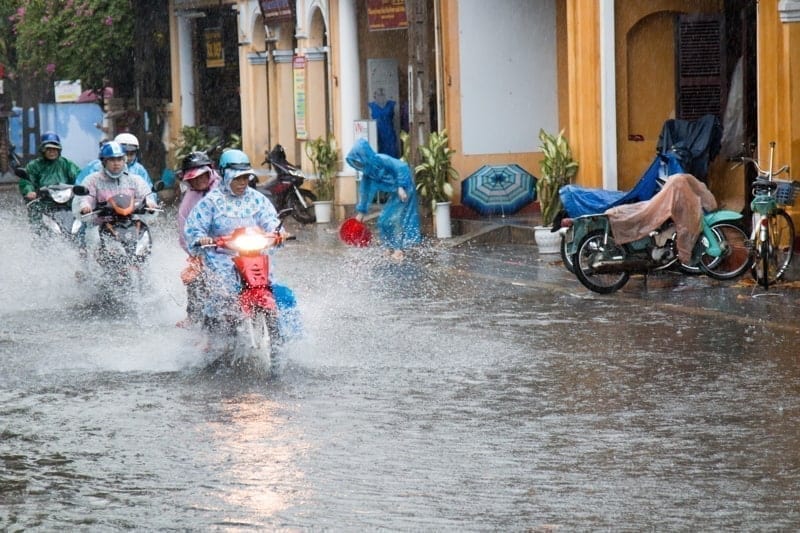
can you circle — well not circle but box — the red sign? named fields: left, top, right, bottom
left=367, top=0, right=407, bottom=31
left=259, top=0, right=294, bottom=24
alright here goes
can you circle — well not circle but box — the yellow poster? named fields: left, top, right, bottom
left=293, top=55, right=307, bottom=140
left=205, top=28, right=224, bottom=68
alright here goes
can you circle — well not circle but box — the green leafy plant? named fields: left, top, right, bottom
left=305, top=135, right=338, bottom=201
left=537, top=128, right=579, bottom=226
left=414, top=129, right=459, bottom=209
left=11, top=0, right=134, bottom=94
left=172, top=126, right=240, bottom=168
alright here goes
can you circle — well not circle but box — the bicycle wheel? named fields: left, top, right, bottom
left=573, top=230, right=630, bottom=294
left=751, top=210, right=795, bottom=288
left=699, top=223, right=752, bottom=280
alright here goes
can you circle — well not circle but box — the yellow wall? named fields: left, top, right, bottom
left=758, top=0, right=800, bottom=222
left=614, top=0, right=721, bottom=190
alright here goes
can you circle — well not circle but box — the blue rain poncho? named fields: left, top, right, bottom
left=184, top=169, right=295, bottom=326
left=346, top=138, right=421, bottom=250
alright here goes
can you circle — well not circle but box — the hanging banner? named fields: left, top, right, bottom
left=205, top=27, right=224, bottom=68
left=293, top=55, right=307, bottom=140
left=259, top=0, right=294, bottom=24
left=367, top=0, right=407, bottom=31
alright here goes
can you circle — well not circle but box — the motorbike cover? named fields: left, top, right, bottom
left=604, top=174, right=718, bottom=264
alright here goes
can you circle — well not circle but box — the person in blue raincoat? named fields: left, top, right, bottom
left=184, top=149, right=299, bottom=336
left=75, top=133, right=153, bottom=187
left=346, top=138, right=421, bottom=261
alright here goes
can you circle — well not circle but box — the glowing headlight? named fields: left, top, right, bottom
left=230, top=233, right=273, bottom=252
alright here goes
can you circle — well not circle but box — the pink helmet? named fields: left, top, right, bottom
left=183, top=166, right=211, bottom=181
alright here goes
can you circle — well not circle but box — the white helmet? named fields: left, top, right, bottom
left=114, top=133, right=140, bottom=151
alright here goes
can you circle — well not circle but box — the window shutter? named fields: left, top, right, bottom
left=675, top=14, right=726, bottom=120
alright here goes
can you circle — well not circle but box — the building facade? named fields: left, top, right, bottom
left=167, top=0, right=800, bottom=224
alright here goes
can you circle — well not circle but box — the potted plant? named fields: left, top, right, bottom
left=536, top=128, right=578, bottom=252
left=414, top=130, right=459, bottom=238
left=305, top=135, right=338, bottom=222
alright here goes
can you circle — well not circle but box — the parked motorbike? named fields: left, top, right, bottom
left=17, top=168, right=83, bottom=242
left=261, top=144, right=317, bottom=224
left=566, top=210, right=752, bottom=294
left=200, top=210, right=294, bottom=370
left=80, top=183, right=164, bottom=291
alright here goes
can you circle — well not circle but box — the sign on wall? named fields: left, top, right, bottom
left=367, top=0, right=407, bottom=31
left=259, top=0, right=294, bottom=24
left=54, top=80, right=82, bottom=103
left=205, top=28, right=224, bottom=68
left=293, top=55, right=307, bottom=140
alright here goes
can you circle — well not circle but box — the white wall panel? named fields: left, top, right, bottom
left=459, top=0, right=558, bottom=154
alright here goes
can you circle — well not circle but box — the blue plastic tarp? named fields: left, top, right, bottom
left=560, top=152, right=685, bottom=218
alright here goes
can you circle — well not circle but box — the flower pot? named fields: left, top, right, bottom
left=435, top=201, right=452, bottom=239
left=534, top=225, right=561, bottom=254
left=315, top=200, right=333, bottom=224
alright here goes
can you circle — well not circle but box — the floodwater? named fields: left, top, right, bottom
left=1, top=188, right=798, bottom=530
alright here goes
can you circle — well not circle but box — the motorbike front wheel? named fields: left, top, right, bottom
left=287, top=188, right=317, bottom=224
left=247, top=309, right=281, bottom=366
left=573, top=229, right=630, bottom=294
left=699, top=223, right=752, bottom=280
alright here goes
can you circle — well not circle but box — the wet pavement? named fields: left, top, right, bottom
left=2, top=185, right=799, bottom=530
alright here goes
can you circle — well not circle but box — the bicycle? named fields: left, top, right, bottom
left=737, top=141, right=799, bottom=289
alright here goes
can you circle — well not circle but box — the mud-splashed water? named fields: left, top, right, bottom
left=1, top=189, right=799, bottom=530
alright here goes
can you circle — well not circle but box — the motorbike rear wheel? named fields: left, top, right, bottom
left=574, top=229, right=630, bottom=294
left=287, top=188, right=317, bottom=224
left=699, top=223, right=752, bottom=280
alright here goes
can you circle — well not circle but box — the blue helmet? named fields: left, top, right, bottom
left=218, top=149, right=251, bottom=171
left=99, top=141, right=126, bottom=160
left=39, top=132, right=62, bottom=153
left=218, top=149, right=255, bottom=192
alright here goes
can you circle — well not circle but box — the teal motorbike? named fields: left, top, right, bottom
left=564, top=209, right=752, bottom=294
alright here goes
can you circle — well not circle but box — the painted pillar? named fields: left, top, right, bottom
left=176, top=12, right=196, bottom=128
left=334, top=0, right=361, bottom=208
left=565, top=0, right=602, bottom=187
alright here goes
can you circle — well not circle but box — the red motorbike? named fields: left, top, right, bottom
left=203, top=224, right=290, bottom=369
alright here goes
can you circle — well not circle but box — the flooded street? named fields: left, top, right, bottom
left=1, top=188, right=798, bottom=530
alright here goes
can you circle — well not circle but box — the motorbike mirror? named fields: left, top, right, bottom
left=152, top=180, right=166, bottom=192
left=72, top=185, right=89, bottom=196
left=14, top=168, right=28, bottom=180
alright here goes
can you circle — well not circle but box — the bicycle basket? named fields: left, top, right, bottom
left=775, top=180, right=798, bottom=206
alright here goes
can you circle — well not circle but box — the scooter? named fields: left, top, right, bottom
left=566, top=210, right=752, bottom=294
left=200, top=210, right=294, bottom=370
left=79, top=183, right=164, bottom=292
left=261, top=144, right=317, bottom=224
left=17, top=168, right=83, bottom=242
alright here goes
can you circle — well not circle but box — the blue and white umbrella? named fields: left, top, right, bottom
left=461, top=164, right=536, bottom=216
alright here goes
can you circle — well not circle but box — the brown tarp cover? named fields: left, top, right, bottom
left=605, top=173, right=717, bottom=263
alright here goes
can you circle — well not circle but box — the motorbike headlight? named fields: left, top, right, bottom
left=229, top=232, right=273, bottom=253
left=50, top=188, right=73, bottom=204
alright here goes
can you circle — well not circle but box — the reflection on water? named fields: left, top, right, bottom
left=1, top=189, right=799, bottom=529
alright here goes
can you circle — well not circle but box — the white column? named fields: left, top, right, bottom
left=600, top=0, right=617, bottom=190
left=177, top=13, right=196, bottom=127
left=338, top=0, right=360, bottom=173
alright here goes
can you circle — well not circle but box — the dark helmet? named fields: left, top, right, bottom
left=39, top=132, right=62, bottom=153
left=181, top=151, right=213, bottom=172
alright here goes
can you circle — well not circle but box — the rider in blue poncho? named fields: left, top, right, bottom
left=346, top=138, right=421, bottom=260
left=183, top=149, right=299, bottom=336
